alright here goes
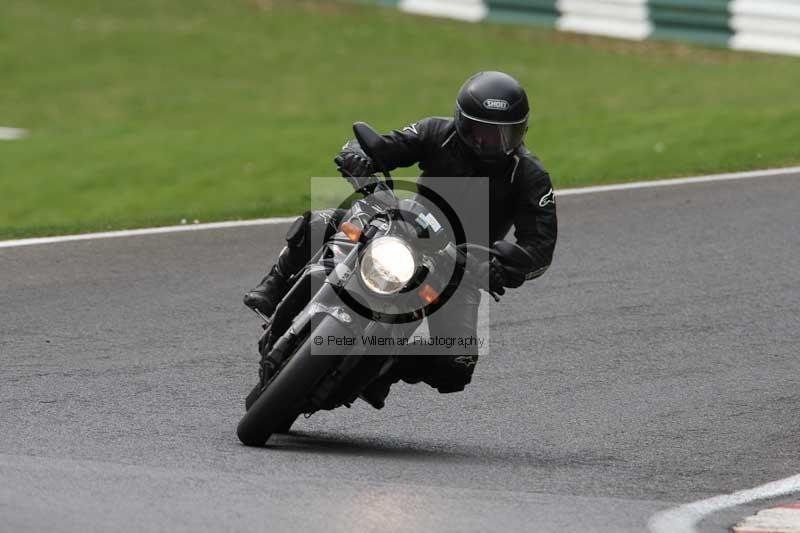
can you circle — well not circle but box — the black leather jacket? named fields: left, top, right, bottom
left=355, top=117, right=557, bottom=279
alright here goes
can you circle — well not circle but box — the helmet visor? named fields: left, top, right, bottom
left=455, top=107, right=528, bottom=157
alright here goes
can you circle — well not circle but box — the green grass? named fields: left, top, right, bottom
left=2, top=0, right=799, bottom=238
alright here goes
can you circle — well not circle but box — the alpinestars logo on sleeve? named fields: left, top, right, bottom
left=454, top=355, right=477, bottom=368
left=538, top=188, right=555, bottom=207
left=403, top=123, right=419, bottom=135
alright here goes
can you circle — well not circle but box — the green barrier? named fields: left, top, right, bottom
left=361, top=1, right=800, bottom=56
left=485, top=0, right=559, bottom=26
left=649, top=0, right=732, bottom=46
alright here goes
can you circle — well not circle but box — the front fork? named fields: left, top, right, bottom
left=256, top=242, right=361, bottom=386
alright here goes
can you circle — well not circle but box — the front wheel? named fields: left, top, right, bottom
left=244, top=387, right=298, bottom=434
left=236, top=315, right=350, bottom=446
left=274, top=414, right=298, bottom=434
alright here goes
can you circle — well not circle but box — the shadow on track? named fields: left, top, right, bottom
left=255, top=430, right=476, bottom=462
left=247, top=430, right=620, bottom=470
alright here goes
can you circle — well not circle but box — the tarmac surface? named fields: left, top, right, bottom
left=1, top=173, right=799, bottom=532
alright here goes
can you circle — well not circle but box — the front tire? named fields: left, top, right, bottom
left=236, top=315, right=350, bottom=446
left=274, top=415, right=298, bottom=434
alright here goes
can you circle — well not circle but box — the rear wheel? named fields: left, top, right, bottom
left=236, top=315, right=350, bottom=446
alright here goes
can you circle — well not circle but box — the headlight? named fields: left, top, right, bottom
left=359, top=236, right=416, bottom=295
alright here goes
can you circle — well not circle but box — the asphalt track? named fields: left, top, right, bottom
left=1, top=173, right=799, bottom=532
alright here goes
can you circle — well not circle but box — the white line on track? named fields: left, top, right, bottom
left=1, top=165, right=798, bottom=250
left=648, top=474, right=800, bottom=533
left=0, top=217, right=298, bottom=249
left=556, top=165, right=800, bottom=196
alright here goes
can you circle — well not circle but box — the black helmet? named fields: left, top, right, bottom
left=454, top=71, right=529, bottom=159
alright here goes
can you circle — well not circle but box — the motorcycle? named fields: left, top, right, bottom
left=237, top=122, right=534, bottom=446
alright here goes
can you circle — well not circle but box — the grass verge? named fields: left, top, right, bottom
left=1, top=0, right=799, bottom=238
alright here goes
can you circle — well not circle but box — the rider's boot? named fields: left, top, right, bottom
left=243, top=213, right=317, bottom=318
left=245, top=209, right=350, bottom=319
left=243, top=264, right=290, bottom=318
left=360, top=373, right=397, bottom=410
left=360, top=358, right=424, bottom=409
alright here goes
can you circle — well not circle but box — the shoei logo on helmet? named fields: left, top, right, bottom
left=483, top=99, right=509, bottom=111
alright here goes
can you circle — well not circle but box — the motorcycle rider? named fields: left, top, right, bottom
left=244, top=71, right=557, bottom=404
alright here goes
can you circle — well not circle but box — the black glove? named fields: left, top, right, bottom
left=334, top=140, right=377, bottom=192
left=487, top=255, right=528, bottom=295
left=500, top=260, right=527, bottom=288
